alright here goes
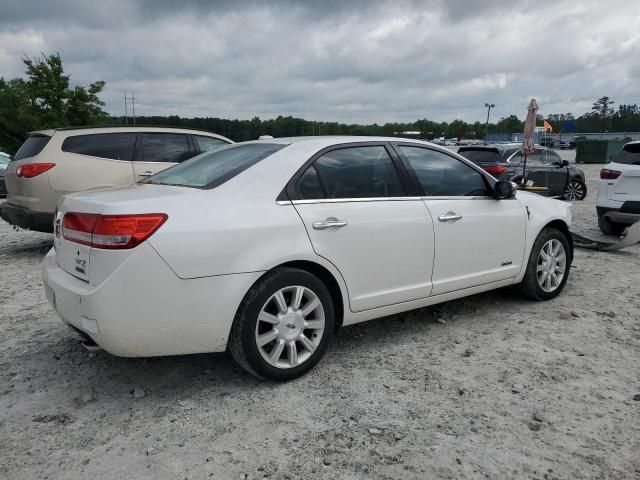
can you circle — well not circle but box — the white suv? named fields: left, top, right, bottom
left=597, top=141, right=640, bottom=235
left=0, top=126, right=232, bottom=232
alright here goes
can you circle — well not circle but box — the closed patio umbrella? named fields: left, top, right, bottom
left=521, top=98, right=538, bottom=182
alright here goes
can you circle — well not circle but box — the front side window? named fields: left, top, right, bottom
left=139, top=133, right=191, bottom=163
left=62, top=133, right=136, bottom=160
left=144, top=143, right=287, bottom=189
left=312, top=146, right=405, bottom=199
left=194, top=135, right=228, bottom=153
left=399, top=146, right=489, bottom=196
left=509, top=151, right=542, bottom=164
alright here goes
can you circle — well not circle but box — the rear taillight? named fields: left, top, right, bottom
left=600, top=169, right=621, bottom=180
left=62, top=213, right=167, bottom=249
left=482, top=165, right=508, bottom=176
left=16, top=163, right=55, bottom=178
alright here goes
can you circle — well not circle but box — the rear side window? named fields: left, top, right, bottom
left=144, top=143, right=287, bottom=189
left=615, top=144, right=640, bottom=165
left=194, top=135, right=228, bottom=153
left=399, top=146, right=489, bottom=196
left=62, top=133, right=136, bottom=160
left=13, top=135, right=51, bottom=161
left=296, top=165, right=325, bottom=199
left=313, top=146, right=405, bottom=199
left=458, top=149, right=502, bottom=164
left=139, top=133, right=191, bottom=163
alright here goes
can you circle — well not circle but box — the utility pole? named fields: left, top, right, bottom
left=131, top=92, right=136, bottom=125
left=124, top=92, right=136, bottom=125
left=484, top=103, right=495, bottom=141
left=124, top=92, right=128, bottom=125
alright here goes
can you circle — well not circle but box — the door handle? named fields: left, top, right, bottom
left=138, top=171, right=154, bottom=177
left=438, top=212, right=462, bottom=222
left=312, top=217, right=348, bottom=230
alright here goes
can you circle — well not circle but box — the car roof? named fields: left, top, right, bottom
left=243, top=135, right=443, bottom=149
left=27, top=125, right=232, bottom=140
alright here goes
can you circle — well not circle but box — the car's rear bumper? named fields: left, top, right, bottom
left=597, top=205, right=640, bottom=225
left=0, top=202, right=53, bottom=232
left=42, top=244, right=262, bottom=357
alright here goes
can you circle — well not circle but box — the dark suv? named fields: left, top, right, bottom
left=458, top=144, right=587, bottom=200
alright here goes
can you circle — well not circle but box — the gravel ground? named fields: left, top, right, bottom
left=1, top=151, right=639, bottom=480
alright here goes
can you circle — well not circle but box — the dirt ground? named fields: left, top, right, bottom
left=1, top=151, right=639, bottom=480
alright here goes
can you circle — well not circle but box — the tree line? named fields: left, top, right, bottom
left=2, top=54, right=640, bottom=154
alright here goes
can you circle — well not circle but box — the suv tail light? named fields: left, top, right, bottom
left=62, top=213, right=168, bottom=249
left=482, top=165, right=508, bottom=176
left=16, top=163, right=56, bottom=178
left=600, top=169, right=621, bottom=180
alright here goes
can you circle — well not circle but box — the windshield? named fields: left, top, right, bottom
left=615, top=144, right=640, bottom=165
left=143, top=142, right=288, bottom=189
left=458, top=149, right=501, bottom=164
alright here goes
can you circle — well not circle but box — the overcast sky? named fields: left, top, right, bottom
left=1, top=0, right=639, bottom=124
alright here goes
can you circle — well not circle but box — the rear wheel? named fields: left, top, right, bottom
left=518, top=228, right=571, bottom=301
left=598, top=213, right=625, bottom=236
left=229, top=267, right=335, bottom=381
left=563, top=180, right=586, bottom=200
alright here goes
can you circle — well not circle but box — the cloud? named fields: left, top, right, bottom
left=0, top=0, right=638, bottom=123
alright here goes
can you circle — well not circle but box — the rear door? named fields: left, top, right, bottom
left=395, top=144, right=526, bottom=295
left=133, top=133, right=194, bottom=181
left=290, top=143, right=435, bottom=312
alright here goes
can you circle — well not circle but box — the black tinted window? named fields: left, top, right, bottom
left=314, top=146, right=405, bottom=199
left=399, top=146, right=489, bottom=196
left=140, top=133, right=191, bottom=163
left=14, top=135, right=51, bottom=161
left=615, top=144, right=640, bottom=165
left=62, top=133, right=136, bottom=160
left=458, top=149, right=502, bottom=164
left=509, top=150, right=542, bottom=164
left=296, top=165, right=325, bottom=199
left=145, top=143, right=287, bottom=189
left=194, top=135, right=228, bottom=153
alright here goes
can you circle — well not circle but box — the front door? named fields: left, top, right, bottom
left=132, top=133, right=194, bottom=182
left=290, top=144, right=435, bottom=312
left=543, top=149, right=569, bottom=196
left=394, top=144, right=526, bottom=295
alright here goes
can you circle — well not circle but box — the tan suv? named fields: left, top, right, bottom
left=0, top=126, right=232, bottom=232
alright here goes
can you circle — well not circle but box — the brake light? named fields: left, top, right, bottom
left=16, top=163, right=55, bottom=178
left=600, top=169, right=621, bottom=180
left=482, top=165, right=508, bottom=176
left=62, top=213, right=167, bottom=249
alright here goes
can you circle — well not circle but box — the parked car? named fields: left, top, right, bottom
left=43, top=137, right=573, bottom=381
left=539, top=136, right=555, bottom=147
left=0, top=126, right=232, bottom=232
left=458, top=144, right=587, bottom=200
left=597, top=141, right=640, bottom=235
left=0, top=152, right=10, bottom=196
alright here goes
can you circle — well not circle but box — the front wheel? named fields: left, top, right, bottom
left=518, top=228, right=571, bottom=301
left=563, top=180, right=587, bottom=200
left=229, top=267, right=335, bottom=381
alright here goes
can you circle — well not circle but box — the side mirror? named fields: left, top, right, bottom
left=494, top=180, right=517, bottom=199
left=562, top=159, right=569, bottom=167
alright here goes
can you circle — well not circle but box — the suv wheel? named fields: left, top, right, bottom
left=598, top=213, right=625, bottom=236
left=518, top=228, right=571, bottom=301
left=563, top=180, right=586, bottom=200
left=229, top=268, right=335, bottom=381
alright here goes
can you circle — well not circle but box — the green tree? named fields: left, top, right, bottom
left=591, top=96, right=615, bottom=131
left=495, top=115, right=524, bottom=134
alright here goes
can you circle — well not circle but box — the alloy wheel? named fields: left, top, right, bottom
left=563, top=181, right=584, bottom=200
left=536, top=239, right=566, bottom=293
left=255, top=286, right=325, bottom=369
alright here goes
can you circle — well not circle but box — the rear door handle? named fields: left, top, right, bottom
left=138, top=171, right=154, bottom=177
left=438, top=212, right=462, bottom=222
left=312, top=217, right=348, bottom=230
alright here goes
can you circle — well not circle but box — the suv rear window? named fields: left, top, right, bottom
left=144, top=143, right=287, bottom=189
left=62, top=133, right=137, bottom=160
left=458, top=148, right=502, bottom=164
left=13, top=135, right=51, bottom=161
left=615, top=144, right=640, bottom=165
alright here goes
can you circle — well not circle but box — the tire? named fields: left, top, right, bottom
left=518, top=228, right=571, bottom=301
left=598, top=214, right=625, bottom=236
left=563, top=179, right=587, bottom=201
left=229, top=267, right=335, bottom=381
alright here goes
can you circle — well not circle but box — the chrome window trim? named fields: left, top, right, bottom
left=287, top=196, right=424, bottom=205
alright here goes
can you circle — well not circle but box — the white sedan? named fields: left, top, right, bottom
left=43, top=137, right=573, bottom=380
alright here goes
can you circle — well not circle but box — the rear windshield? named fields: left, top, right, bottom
left=458, top=148, right=502, bottom=164
left=143, top=143, right=288, bottom=189
left=13, top=135, right=51, bottom=161
left=615, top=144, right=640, bottom=165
